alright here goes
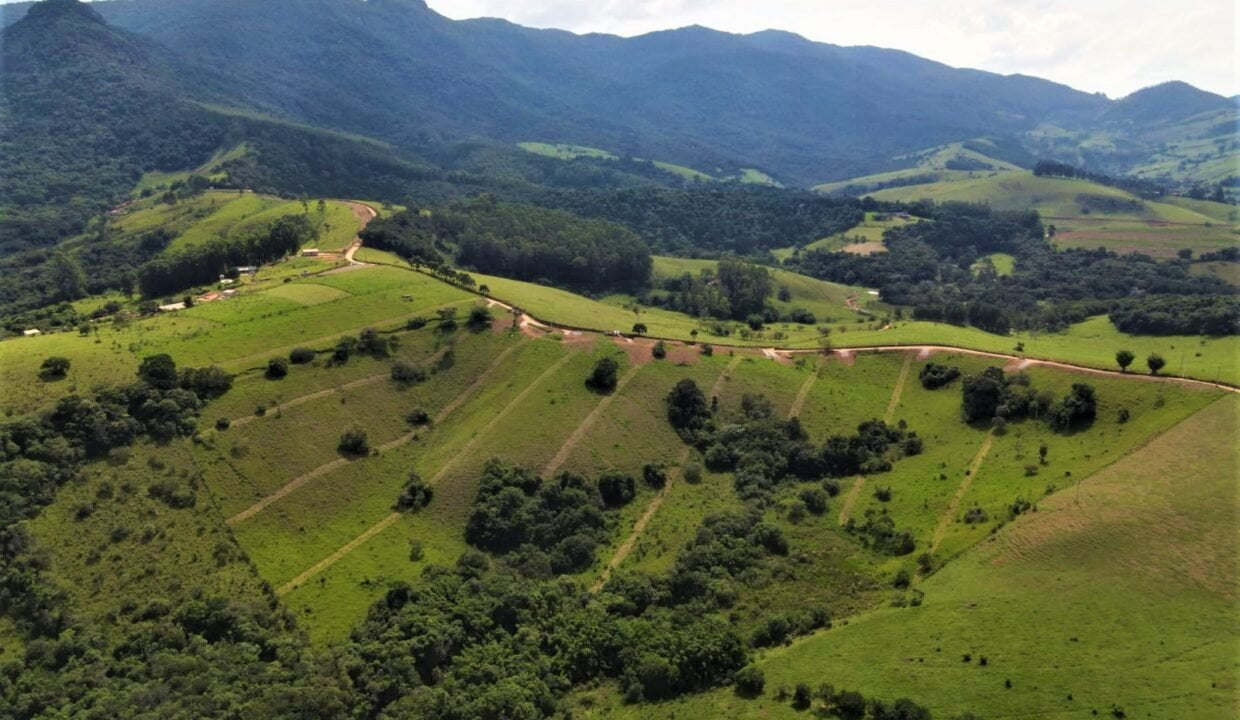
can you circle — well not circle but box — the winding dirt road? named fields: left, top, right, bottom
left=341, top=201, right=377, bottom=263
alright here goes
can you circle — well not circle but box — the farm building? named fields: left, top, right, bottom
left=22, top=328, right=41, bottom=337
left=302, top=248, right=320, bottom=257
left=235, top=266, right=258, bottom=274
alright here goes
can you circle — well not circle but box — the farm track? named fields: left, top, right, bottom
left=229, top=346, right=451, bottom=428
left=591, top=355, right=742, bottom=592
left=276, top=350, right=575, bottom=595
left=837, top=477, right=865, bottom=526
left=930, top=432, right=996, bottom=553
left=787, top=362, right=820, bottom=419
left=883, top=353, right=913, bottom=423
left=217, top=301, right=468, bottom=373
left=541, top=365, right=643, bottom=477
left=378, top=264, right=1238, bottom=393
left=225, top=340, right=523, bottom=526
left=340, top=201, right=377, bottom=260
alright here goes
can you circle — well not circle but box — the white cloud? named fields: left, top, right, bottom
left=429, top=0, right=1238, bottom=97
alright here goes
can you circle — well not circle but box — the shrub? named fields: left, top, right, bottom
left=874, top=486, right=892, bottom=502
left=393, top=472, right=433, bottom=512
left=652, top=340, right=667, bottom=359
left=598, top=471, right=637, bottom=507
left=700, top=344, right=714, bottom=357
left=406, top=408, right=431, bottom=426
left=467, top=305, right=493, bottom=328
left=408, top=540, right=425, bottom=562
left=793, top=683, right=813, bottom=710
left=799, top=487, right=828, bottom=514
left=822, top=478, right=841, bottom=496
left=405, top=316, right=429, bottom=330
left=1117, top=407, right=1130, bottom=423
left=266, top=357, right=289, bottom=379
left=642, top=464, right=668, bottom=489
left=391, top=360, right=427, bottom=384
left=734, top=666, right=765, bottom=696
left=289, top=347, right=316, bottom=364
left=215, top=417, right=231, bottom=431
left=587, top=356, right=620, bottom=392
left=338, top=427, right=369, bottom=456
left=919, top=362, right=960, bottom=389
left=147, top=479, right=196, bottom=509
left=893, top=569, right=910, bottom=588
left=682, top=462, right=703, bottom=484
left=39, top=356, right=71, bottom=378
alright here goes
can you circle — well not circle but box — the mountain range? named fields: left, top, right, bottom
left=1, top=0, right=1235, bottom=249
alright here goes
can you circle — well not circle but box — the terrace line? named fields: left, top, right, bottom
left=276, top=350, right=577, bottom=595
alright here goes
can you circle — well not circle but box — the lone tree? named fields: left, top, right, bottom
left=631, top=322, right=648, bottom=336
left=1146, top=353, right=1166, bottom=375
left=39, top=356, right=71, bottom=379
left=338, top=427, right=370, bottom=456
left=586, top=356, right=619, bottom=392
left=1115, top=349, right=1135, bottom=372
left=266, top=357, right=289, bottom=379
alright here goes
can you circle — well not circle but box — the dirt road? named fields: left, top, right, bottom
left=341, top=201, right=377, bottom=263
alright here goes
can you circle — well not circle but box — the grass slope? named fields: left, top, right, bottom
left=616, top=394, right=1237, bottom=720
left=866, top=171, right=1238, bottom=257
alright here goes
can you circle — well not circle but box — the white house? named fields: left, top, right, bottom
left=22, top=328, right=41, bottom=337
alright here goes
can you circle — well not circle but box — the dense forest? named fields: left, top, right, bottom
left=526, top=186, right=865, bottom=257
left=362, top=199, right=653, bottom=293
left=791, top=202, right=1239, bottom=336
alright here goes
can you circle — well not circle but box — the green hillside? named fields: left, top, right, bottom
left=605, top=393, right=1238, bottom=719
left=814, top=139, right=1026, bottom=195
left=867, top=171, right=1239, bottom=257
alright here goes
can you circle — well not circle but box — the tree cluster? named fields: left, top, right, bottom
left=465, top=459, right=612, bottom=577
left=961, top=367, right=1096, bottom=431
left=1109, top=295, right=1239, bottom=336
left=364, top=198, right=653, bottom=293
left=137, top=214, right=316, bottom=297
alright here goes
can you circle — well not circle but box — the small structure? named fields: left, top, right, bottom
left=222, top=289, right=238, bottom=297
left=219, top=278, right=235, bottom=286
left=22, top=328, right=41, bottom=337
left=302, top=248, right=320, bottom=257
left=235, top=266, right=258, bottom=275
left=158, top=302, right=186, bottom=312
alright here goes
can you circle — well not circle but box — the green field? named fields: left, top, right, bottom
left=860, top=171, right=1238, bottom=257
left=782, top=211, right=919, bottom=258
left=597, top=393, right=1237, bottom=720
left=131, top=143, right=249, bottom=196
left=16, top=241, right=1234, bottom=718
left=0, top=264, right=475, bottom=415
left=813, top=140, right=1024, bottom=195
left=518, top=141, right=619, bottom=161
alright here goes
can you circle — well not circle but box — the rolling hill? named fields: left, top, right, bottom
left=5, top=249, right=1231, bottom=716
left=862, top=171, right=1239, bottom=257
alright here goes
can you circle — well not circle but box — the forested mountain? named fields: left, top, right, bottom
left=0, top=0, right=1234, bottom=255
left=4, top=0, right=1192, bottom=190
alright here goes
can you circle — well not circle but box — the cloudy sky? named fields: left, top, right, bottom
left=427, top=0, right=1237, bottom=98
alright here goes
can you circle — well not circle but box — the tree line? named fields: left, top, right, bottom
left=362, top=197, right=653, bottom=293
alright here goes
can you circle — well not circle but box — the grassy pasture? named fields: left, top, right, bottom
left=269, top=336, right=605, bottom=642
left=863, top=171, right=1237, bottom=256
left=131, top=143, right=249, bottom=195
left=793, top=211, right=918, bottom=256
left=0, top=265, right=475, bottom=416
left=28, top=441, right=271, bottom=625
left=596, top=394, right=1238, bottom=720
left=517, top=142, right=618, bottom=160
left=972, top=252, right=1015, bottom=275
